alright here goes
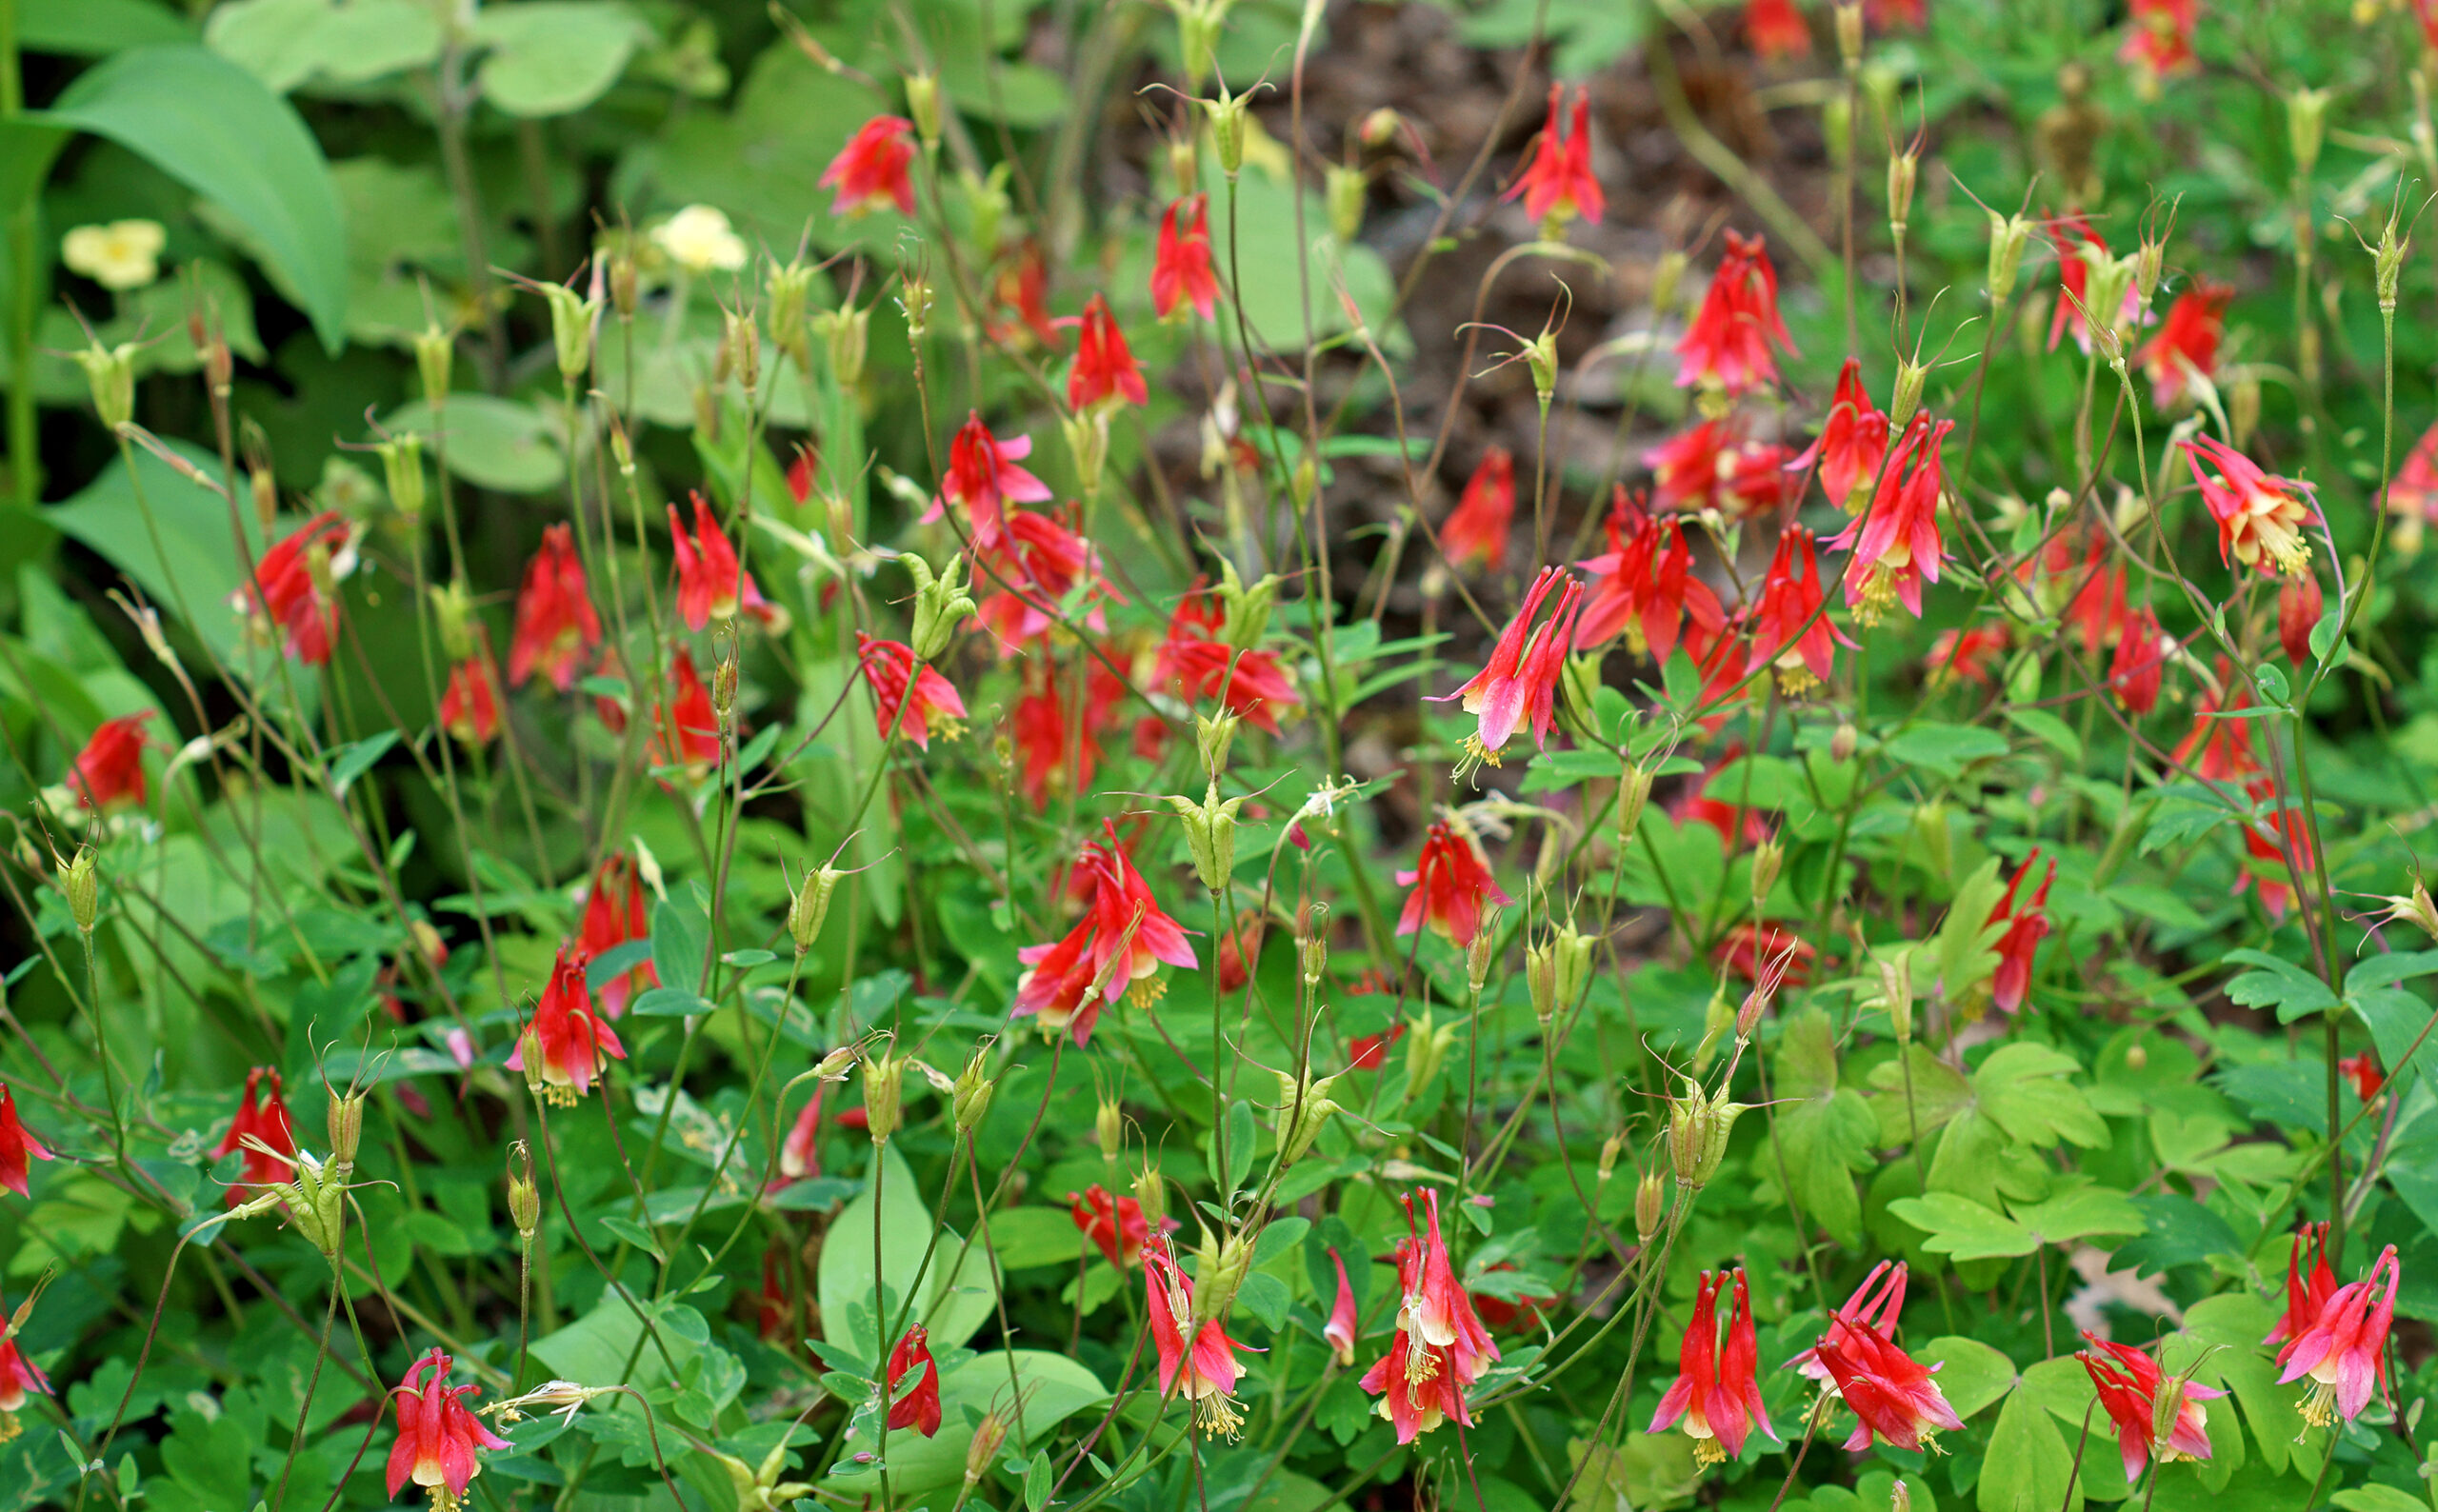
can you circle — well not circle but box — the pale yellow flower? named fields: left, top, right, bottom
left=650, top=205, right=747, bottom=274
left=62, top=220, right=168, bottom=291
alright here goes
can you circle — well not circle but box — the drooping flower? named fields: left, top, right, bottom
left=926, top=412, right=1052, bottom=551
left=508, top=524, right=601, bottom=690
left=2078, top=1334, right=2224, bottom=1484
left=2339, top=1051, right=2383, bottom=1103
left=1647, top=419, right=1797, bottom=515
left=2385, top=419, right=2438, bottom=555
left=2119, top=0, right=2199, bottom=89
left=1746, top=0, right=1813, bottom=59
left=1789, top=1261, right=1907, bottom=1383
left=0, top=1084, right=54, bottom=1199
left=507, top=942, right=627, bottom=1104
left=2169, top=666, right=2260, bottom=784
left=1013, top=824, right=1198, bottom=1044
left=1713, top=923, right=1816, bottom=985
left=1396, top=819, right=1513, bottom=947
left=68, top=710, right=158, bottom=809
left=819, top=116, right=918, bottom=219
left=1154, top=587, right=1300, bottom=733
left=886, top=1325, right=943, bottom=1437
left=2266, top=1223, right=2337, bottom=1347
left=1789, top=357, right=1890, bottom=510
left=2273, top=1244, right=2400, bottom=1426
left=1145, top=1238, right=1249, bottom=1437
left=1152, top=195, right=1220, bottom=321
left=1926, top=624, right=2009, bottom=686
left=1987, top=850, right=2056, bottom=1015
left=232, top=510, right=350, bottom=666
left=2183, top=436, right=2319, bottom=579
left=976, top=507, right=1121, bottom=652
left=2109, top=607, right=2168, bottom=715
left=2237, top=779, right=2316, bottom=922
left=1811, top=1319, right=1965, bottom=1452
left=214, top=1065, right=296, bottom=1204
left=648, top=648, right=722, bottom=774
left=777, top=1084, right=826, bottom=1183
left=1068, top=295, right=1149, bottom=410
left=1575, top=489, right=1727, bottom=663
left=1749, top=527, right=1850, bottom=693
left=857, top=632, right=967, bottom=749
left=1830, top=412, right=1952, bottom=626
left=2048, top=215, right=2146, bottom=354
left=1503, top=85, right=1604, bottom=234
left=1434, top=566, right=1585, bottom=766
left=1443, top=448, right=1517, bottom=573
left=1650, top=1269, right=1776, bottom=1466
left=0, top=1289, right=51, bottom=1442
left=387, top=1348, right=510, bottom=1510
left=1675, top=231, right=1795, bottom=396
left=2278, top=572, right=2324, bottom=667
left=579, top=854, right=658, bottom=1019
left=668, top=494, right=779, bottom=631
left=439, top=657, right=501, bottom=747
left=1359, top=1190, right=1500, bottom=1442
left=992, top=241, right=1060, bottom=348
left=2138, top=278, right=2234, bottom=408
left=1070, top=1184, right=1171, bottom=1267
left=1009, top=664, right=1121, bottom=810
left=1325, top=1247, right=1361, bottom=1365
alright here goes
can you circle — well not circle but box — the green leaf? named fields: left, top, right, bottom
left=987, top=1207, right=1080, bottom=1271
left=1934, top=857, right=2010, bottom=1003
left=825, top=1350, right=1107, bottom=1499
left=597, top=1215, right=665, bottom=1263
left=1978, top=1385, right=2080, bottom=1512
left=469, top=2, right=650, bottom=117
left=2008, top=1185, right=2144, bottom=1245
left=385, top=397, right=565, bottom=493
left=1918, top=1337, right=2018, bottom=1420
left=21, top=0, right=191, bottom=55
left=206, top=0, right=442, bottom=91
left=651, top=893, right=710, bottom=998
left=818, top=1144, right=999, bottom=1357
left=43, top=440, right=271, bottom=659
left=2182, top=1295, right=2312, bottom=1479
left=35, top=45, right=349, bottom=350
left=1773, top=1010, right=1878, bottom=1244
left=1888, top=1193, right=2035, bottom=1260
left=2006, top=707, right=2083, bottom=761
left=326, top=729, right=398, bottom=796
left=2224, top=949, right=2339, bottom=1024
left=1886, top=722, right=2010, bottom=777
left=1973, top=1043, right=2106, bottom=1149
left=2330, top=1489, right=2430, bottom=1512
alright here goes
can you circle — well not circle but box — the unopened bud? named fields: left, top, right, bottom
left=541, top=282, right=601, bottom=384
left=966, top=1409, right=1009, bottom=1483
left=1326, top=165, right=1366, bottom=244
left=1358, top=108, right=1405, bottom=149
left=863, top=1054, right=905, bottom=1144
left=414, top=325, right=454, bottom=404
left=789, top=865, right=844, bottom=954
left=74, top=340, right=136, bottom=431
left=1830, top=723, right=1858, bottom=762
left=380, top=432, right=427, bottom=519
left=1617, top=763, right=1654, bottom=846
left=1635, top=1168, right=1666, bottom=1242
left=2288, top=88, right=2329, bottom=178
left=1835, top=2, right=1863, bottom=65
left=906, top=71, right=942, bottom=149
left=60, top=846, right=99, bottom=934
left=813, top=1043, right=862, bottom=1083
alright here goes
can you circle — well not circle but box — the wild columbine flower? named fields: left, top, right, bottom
left=1650, top=1269, right=1776, bottom=1466
left=2183, top=436, right=2319, bottom=578
left=68, top=710, right=158, bottom=809
left=1987, top=849, right=2056, bottom=1014
left=819, top=116, right=917, bottom=218
left=1503, top=85, right=1604, bottom=235
left=1831, top=412, right=1953, bottom=625
left=507, top=942, right=627, bottom=1104
left=2040, top=527, right=2129, bottom=659
left=1154, top=587, right=1299, bottom=732
left=2109, top=607, right=2168, bottom=714
left=2048, top=215, right=2145, bottom=353
left=1359, top=1190, right=1500, bottom=1443
left=649, top=648, right=722, bottom=773
left=976, top=508, right=1120, bottom=651
left=1789, top=1261, right=1907, bottom=1384
left=0, top=1084, right=54, bottom=1198
left=1435, top=566, right=1585, bottom=767
left=777, top=1084, right=826, bottom=1182
left=2078, top=1334, right=2223, bottom=1483
left=1749, top=527, right=1850, bottom=693
left=2274, top=1243, right=2400, bottom=1427
left=439, top=657, right=501, bottom=746
left=2120, top=0, right=2199, bottom=89
left=993, top=241, right=1060, bottom=348
left=232, top=510, right=350, bottom=666
left=1715, top=922, right=1816, bottom=985
left=1926, top=624, right=2009, bottom=686
left=1647, top=418, right=1796, bottom=515
left=215, top=1065, right=296, bottom=1204
left=1443, top=447, right=1516, bottom=572
left=1325, top=1247, right=1361, bottom=1365
left=2278, top=572, right=2324, bottom=666
left=1790, top=357, right=1890, bottom=510
left=578, top=854, right=658, bottom=1019
left=1811, top=1315, right=1964, bottom=1452
left=1396, top=819, right=1512, bottom=947
left=1348, top=1018, right=1408, bottom=1070
left=886, top=1325, right=943, bottom=1437
left=1469, top=1263, right=1558, bottom=1330
left=2265, top=1222, right=2336, bottom=1346
left=1575, top=490, right=1727, bottom=662
left=1009, top=665, right=1119, bottom=809
left=2237, top=780, right=2315, bottom=922
left=1067, top=295, right=1149, bottom=410
left=2339, top=1051, right=2383, bottom=1102
left=387, top=1348, right=510, bottom=1510
left=1013, top=824, right=1198, bottom=1044
left=1871, top=0, right=1927, bottom=26
left=1746, top=0, right=1813, bottom=59
left=1675, top=231, right=1795, bottom=396
left=1152, top=195, right=1220, bottom=321
left=1070, top=1184, right=1172, bottom=1266
left=927, top=411, right=1052, bottom=550
left=856, top=632, right=968, bottom=748
left=0, top=1302, right=50, bottom=1444
left=508, top=524, right=601, bottom=690
left=2385, top=420, right=2438, bottom=554
left=2138, top=277, right=2233, bottom=407
left=1145, top=1237, right=1249, bottom=1437
left=2170, top=668, right=2260, bottom=783
left=668, top=493, right=780, bottom=630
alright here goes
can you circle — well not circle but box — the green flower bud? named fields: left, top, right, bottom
left=906, top=71, right=942, bottom=149
left=904, top=553, right=976, bottom=662
left=74, top=340, right=136, bottom=432
left=379, top=432, right=426, bottom=519
left=414, top=324, right=454, bottom=405
left=1326, top=165, right=1366, bottom=245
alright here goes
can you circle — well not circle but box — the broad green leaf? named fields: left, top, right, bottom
left=2182, top=1294, right=2314, bottom=1479
left=1919, top=1336, right=2018, bottom=1420
left=2008, top=1185, right=2144, bottom=1245
left=385, top=397, right=566, bottom=493
left=1886, top=722, right=2010, bottom=777
left=207, top=0, right=442, bottom=91
left=2224, top=949, right=2339, bottom=1024
left=825, top=1350, right=1107, bottom=1498
left=1935, top=857, right=2009, bottom=1003
left=470, top=2, right=650, bottom=117
left=21, top=0, right=191, bottom=54
left=1868, top=1044, right=1973, bottom=1144
left=987, top=1207, right=1082, bottom=1271
left=1888, top=1193, right=2035, bottom=1260
left=1975, top=1043, right=2106, bottom=1149
left=531, top=1296, right=700, bottom=1403
left=326, top=729, right=398, bottom=795
left=818, top=1144, right=1000, bottom=1356
left=2331, top=1489, right=2430, bottom=1512
left=44, top=440, right=276, bottom=659
left=1774, top=1011, right=1878, bottom=1243
left=1978, top=1385, right=2080, bottom=1512
left=650, top=891, right=710, bottom=997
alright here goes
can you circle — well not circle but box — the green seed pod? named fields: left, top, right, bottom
left=61, top=846, right=99, bottom=935
left=413, top=324, right=454, bottom=405
left=1988, top=211, right=2033, bottom=308
left=1190, top=1229, right=1252, bottom=1326
left=906, top=71, right=942, bottom=149
left=905, top=553, right=976, bottom=663
left=541, top=282, right=602, bottom=384
left=507, top=1141, right=542, bottom=1239
left=74, top=340, right=136, bottom=431
left=1195, top=710, right=1240, bottom=781
left=1272, top=1069, right=1340, bottom=1166
left=789, top=865, right=845, bottom=955
left=951, top=1047, right=994, bottom=1135
left=379, top=433, right=426, bottom=519
left=1326, top=165, right=1366, bottom=245
left=863, top=1054, right=905, bottom=1145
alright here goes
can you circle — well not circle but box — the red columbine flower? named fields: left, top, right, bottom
left=233, top=510, right=349, bottom=666
left=2237, top=779, right=2315, bottom=922
left=1746, top=0, right=1813, bottom=58
left=2048, top=214, right=2147, bottom=353
left=1359, top=1190, right=1500, bottom=1443
left=977, top=508, right=1120, bottom=652
left=2078, top=1334, right=2224, bottom=1484
left=1013, top=825, right=1198, bottom=1044
left=1714, top=923, right=1816, bottom=985
left=1325, top=1247, right=1361, bottom=1365
left=1443, top=448, right=1516, bottom=572
left=1647, top=419, right=1796, bottom=515
left=2109, top=607, right=2168, bottom=714
left=886, top=1325, right=943, bottom=1437
left=439, top=657, right=501, bottom=746
left=1789, top=1261, right=1907, bottom=1384
left=856, top=632, right=967, bottom=749
left=1067, top=295, right=1149, bottom=410
left=1070, top=1184, right=1171, bottom=1267
left=649, top=649, right=721, bottom=773
left=2278, top=572, right=2324, bottom=667
left=1152, top=586, right=1300, bottom=732
left=1871, top=0, right=1926, bottom=25
left=1435, top=567, right=1585, bottom=766
left=668, top=494, right=779, bottom=631
left=1469, top=1263, right=1558, bottom=1330
left=1650, top=1269, right=1776, bottom=1466
left=1812, top=1318, right=1964, bottom=1451
left=777, top=1083, right=826, bottom=1183
left=2139, top=278, right=2233, bottom=408
left=387, top=1348, right=510, bottom=1509
left=507, top=942, right=627, bottom=1104
left=1675, top=231, right=1795, bottom=396
left=509, top=524, right=601, bottom=691
left=994, top=240, right=1061, bottom=348
left=2119, top=0, right=2199, bottom=88
left=2275, top=1244, right=2401, bottom=1427
left=2388, top=420, right=2438, bottom=552
left=1152, top=195, right=1220, bottom=321
left=1927, top=624, right=2009, bottom=686
left=2340, top=1051, right=2383, bottom=1102
left=579, top=855, right=657, bottom=1019
left=1349, top=1020, right=1408, bottom=1070
left=1009, top=664, right=1117, bottom=809
left=1503, top=85, right=1604, bottom=234
left=819, top=116, right=917, bottom=218
left=0, top=1289, right=51, bottom=1442
left=68, top=710, right=158, bottom=809
left=2267, top=1223, right=2337, bottom=1346
left=1749, top=527, right=1850, bottom=693
left=2183, top=436, right=2319, bottom=578
left=214, top=1066, right=296, bottom=1204
left=1831, top=411, right=1952, bottom=625
left=1145, top=1238, right=1249, bottom=1437
left=1988, top=850, right=2055, bottom=1015
left=1396, top=820, right=1512, bottom=947
left=0, top=1084, right=54, bottom=1199
left=1791, top=357, right=1891, bottom=510
left=1575, top=490, right=1729, bottom=662
left=927, top=412, right=1052, bottom=550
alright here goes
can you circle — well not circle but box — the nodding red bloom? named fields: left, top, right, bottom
left=1789, top=1262, right=1907, bottom=1383
left=1830, top=412, right=1952, bottom=626
left=2274, top=1244, right=2401, bottom=1427
left=856, top=632, right=967, bottom=749
left=1469, top=1263, right=1558, bottom=1330
left=2183, top=435, right=2319, bottom=579
left=68, top=710, right=158, bottom=809
left=1360, top=1190, right=1500, bottom=1442
left=1152, top=195, right=1220, bottom=321
left=1145, top=1238, right=1250, bottom=1437
left=1927, top=624, right=2009, bottom=686
left=648, top=649, right=721, bottom=773
left=1069, top=1184, right=1171, bottom=1267
left=579, top=855, right=657, bottom=1019
left=1443, top=448, right=1517, bottom=572
left=886, top=1325, right=943, bottom=1437
left=758, top=1243, right=797, bottom=1339
left=2040, top=528, right=2129, bottom=659
left=777, top=1083, right=826, bottom=1182
left=1013, top=824, right=1198, bottom=1044
left=926, top=411, right=1052, bottom=551
left=992, top=241, right=1060, bottom=348
left=1435, top=567, right=1585, bottom=766
left=2170, top=667, right=2260, bottom=783
left=1009, top=664, right=1120, bottom=810
left=2048, top=215, right=2146, bottom=353
left=0, top=1084, right=54, bottom=1199
left=1812, top=1318, right=1964, bottom=1452
left=232, top=510, right=348, bottom=666
left=2078, top=1334, right=2223, bottom=1484
left=668, top=494, right=778, bottom=631
left=214, top=1066, right=296, bottom=1203
left=1503, top=85, right=1604, bottom=231
left=1988, top=850, right=2056, bottom=1015
left=1325, top=1248, right=1361, bottom=1365
left=508, top=524, right=601, bottom=690
left=2119, top=0, right=2199, bottom=85
left=2267, top=1223, right=2338, bottom=1346
left=2109, top=608, right=2168, bottom=714
left=2237, top=780, right=2315, bottom=922
left=2139, top=278, right=2234, bottom=408
left=1714, top=923, right=1815, bottom=985
left=1396, top=820, right=1512, bottom=947
left=1749, top=527, right=1850, bottom=694
left=1154, top=587, right=1300, bottom=733
left=1348, top=1021, right=1409, bottom=1070
left=819, top=115, right=917, bottom=218
left=0, top=1290, right=51, bottom=1435
left=507, top=942, right=627, bottom=1104
left=2339, top=1051, right=2383, bottom=1103
left=1790, top=357, right=1891, bottom=510
left=1647, top=419, right=1796, bottom=515
left=977, top=508, right=1120, bottom=652
left=1675, top=231, right=1795, bottom=396
left=1677, top=756, right=1772, bottom=851
left=1216, top=910, right=1265, bottom=991
left=1869, top=0, right=1926, bottom=26
left=2388, top=421, right=2438, bottom=545
left=438, top=657, right=501, bottom=747
left=1746, top=0, right=1813, bottom=59
left=787, top=444, right=818, bottom=507
left=1650, top=1269, right=1776, bottom=1466
left=1068, top=295, right=1149, bottom=410
left=386, top=1349, right=510, bottom=1507
left=1576, top=490, right=1727, bottom=662
left=2279, top=572, right=2324, bottom=667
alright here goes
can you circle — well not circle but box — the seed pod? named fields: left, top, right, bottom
left=814, top=305, right=869, bottom=387
left=74, top=341, right=136, bottom=431
left=541, top=282, right=602, bottom=384
left=414, top=325, right=454, bottom=404
left=1987, top=212, right=2033, bottom=308
left=1888, top=356, right=1928, bottom=431
left=519, top=1028, right=549, bottom=1097
left=1649, top=250, right=1688, bottom=315
left=863, top=1054, right=905, bottom=1145
left=1131, top=1161, right=1167, bottom=1230
left=906, top=71, right=942, bottom=148
left=1830, top=723, right=1858, bottom=762
left=789, top=866, right=844, bottom=955
left=1887, top=147, right=1920, bottom=240
left=1204, top=84, right=1248, bottom=178
left=1273, top=1070, right=1341, bottom=1166
left=327, top=1084, right=366, bottom=1173
left=1526, top=941, right=1557, bottom=1024
left=60, top=846, right=99, bottom=934
left=1634, top=1168, right=1665, bottom=1242
left=1096, top=1095, right=1125, bottom=1161
left=380, top=433, right=426, bottom=519
left=1749, top=836, right=1785, bottom=912
left=722, top=308, right=761, bottom=396
left=1326, top=165, right=1366, bottom=245
left=1465, top=913, right=1499, bottom=996
left=1190, top=1230, right=1251, bottom=1326
left=1061, top=408, right=1110, bottom=501
left=1617, top=763, right=1655, bottom=847
left=2288, top=88, right=2329, bottom=179
left=1195, top=710, right=1239, bottom=781
left=507, top=1142, right=542, bottom=1238
left=1835, top=2, right=1863, bottom=66
left=966, top=1409, right=1009, bottom=1483
left=1597, top=1132, right=1625, bottom=1185
left=905, top=554, right=976, bottom=663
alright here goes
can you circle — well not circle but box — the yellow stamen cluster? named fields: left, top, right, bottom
left=1128, top=974, right=1168, bottom=1009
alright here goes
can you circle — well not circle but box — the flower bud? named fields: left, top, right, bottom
left=507, top=1142, right=542, bottom=1239
left=905, top=553, right=976, bottom=662
left=1888, top=355, right=1928, bottom=431
left=966, top=1409, right=1009, bottom=1483
left=1326, top=165, right=1366, bottom=244
left=1835, top=2, right=1863, bottom=66
left=541, top=282, right=601, bottom=384
left=1749, top=835, right=1785, bottom=911
left=1597, top=1132, right=1624, bottom=1184
left=1987, top=211, right=2032, bottom=308
left=74, top=340, right=136, bottom=431
left=951, top=1047, right=994, bottom=1134
left=1634, top=1168, right=1665, bottom=1243
left=789, top=865, right=844, bottom=954
left=1061, top=408, right=1111, bottom=500
left=813, top=304, right=869, bottom=387
left=379, top=432, right=426, bottom=519
left=1191, top=1229, right=1252, bottom=1326
left=1359, top=108, right=1405, bottom=149
left=60, top=846, right=99, bottom=935
left=414, top=324, right=454, bottom=405
left=2288, top=88, right=2329, bottom=178
left=1195, top=709, right=1239, bottom=780
left=1617, top=763, right=1654, bottom=847
left=863, top=1053, right=905, bottom=1145
left=1273, top=1069, right=1341, bottom=1165
left=813, top=1043, right=863, bottom=1083
left=327, top=1084, right=366, bottom=1173
left=1465, top=914, right=1499, bottom=996
left=1096, top=1094, right=1125, bottom=1161
left=906, top=71, right=942, bottom=148
left=1830, top=723, right=1858, bottom=762
left=1887, top=146, right=1920, bottom=239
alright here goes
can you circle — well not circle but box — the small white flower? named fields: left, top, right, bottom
left=62, top=220, right=167, bottom=291
left=651, top=205, right=748, bottom=274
